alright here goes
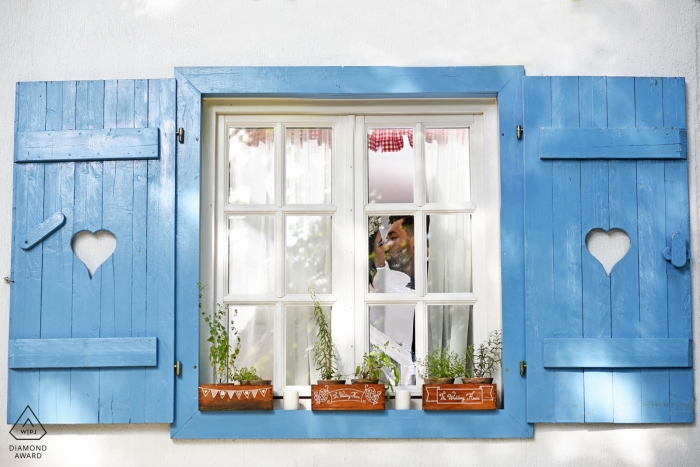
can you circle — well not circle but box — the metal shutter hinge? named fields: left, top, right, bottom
left=519, top=360, right=527, bottom=376
left=4, top=277, right=14, bottom=284
left=177, top=128, right=185, bottom=144
left=174, top=360, right=182, bottom=376
left=516, top=125, right=523, bottom=139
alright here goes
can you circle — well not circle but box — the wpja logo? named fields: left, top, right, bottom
left=9, top=406, right=48, bottom=460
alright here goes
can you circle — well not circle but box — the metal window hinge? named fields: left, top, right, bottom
left=174, top=361, right=182, bottom=377
left=519, top=360, right=527, bottom=376
left=516, top=125, right=523, bottom=140
left=177, top=128, right=185, bottom=144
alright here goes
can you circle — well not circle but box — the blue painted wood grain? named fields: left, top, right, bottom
left=539, top=128, right=687, bottom=160
left=523, top=76, right=556, bottom=423
left=15, top=128, right=159, bottom=162
left=635, top=78, right=670, bottom=423
left=130, top=79, right=150, bottom=424
left=70, top=80, right=105, bottom=423
left=8, top=81, right=46, bottom=423
left=21, top=212, right=66, bottom=250
left=37, top=81, right=74, bottom=423
left=172, top=66, right=531, bottom=439
left=543, top=338, right=691, bottom=368
left=145, top=79, right=176, bottom=423
left=662, top=77, right=694, bottom=422
left=550, top=76, right=584, bottom=422
left=496, top=69, right=529, bottom=430
left=176, top=66, right=524, bottom=97
left=579, top=76, right=614, bottom=422
left=9, top=338, right=157, bottom=368
left=607, top=77, right=643, bottom=423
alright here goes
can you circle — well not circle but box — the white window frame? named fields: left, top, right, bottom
left=200, top=99, right=502, bottom=399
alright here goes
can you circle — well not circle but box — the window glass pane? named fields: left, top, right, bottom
left=286, top=128, right=332, bottom=204
left=367, top=128, right=414, bottom=203
left=427, top=304, right=471, bottom=355
left=425, top=128, right=470, bottom=203
left=228, top=216, right=275, bottom=294
left=427, top=214, right=472, bottom=293
left=368, top=215, right=415, bottom=293
left=286, top=305, right=331, bottom=385
left=286, top=216, right=332, bottom=293
left=369, top=305, right=416, bottom=386
left=231, top=306, right=274, bottom=380
left=228, top=128, right=275, bottom=204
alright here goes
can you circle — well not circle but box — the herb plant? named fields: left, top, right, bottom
left=464, top=331, right=502, bottom=379
left=416, top=347, right=465, bottom=380
left=355, top=341, right=400, bottom=393
left=200, top=283, right=241, bottom=383
left=233, top=366, right=261, bottom=382
left=310, top=287, right=341, bottom=381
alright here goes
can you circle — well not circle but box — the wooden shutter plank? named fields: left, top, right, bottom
left=9, top=338, right=157, bottom=368
left=524, top=77, right=556, bottom=422
left=635, top=78, right=670, bottom=423
left=38, top=81, right=76, bottom=424
left=539, top=128, right=687, bottom=160
left=16, top=128, right=159, bottom=163
left=145, top=79, right=176, bottom=422
left=129, top=79, right=150, bottom=424
left=8, top=82, right=46, bottom=423
left=605, top=77, right=643, bottom=423
left=579, top=76, right=614, bottom=422
left=543, top=338, right=691, bottom=367
left=70, top=80, right=104, bottom=424
left=663, top=77, right=694, bottom=422
left=551, top=77, right=584, bottom=422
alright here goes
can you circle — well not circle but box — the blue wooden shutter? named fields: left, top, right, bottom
left=8, top=79, right=176, bottom=424
left=523, top=76, right=692, bottom=423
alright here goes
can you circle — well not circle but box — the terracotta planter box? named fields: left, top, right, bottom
left=422, top=383, right=498, bottom=411
left=311, top=383, right=385, bottom=411
left=199, top=384, right=273, bottom=411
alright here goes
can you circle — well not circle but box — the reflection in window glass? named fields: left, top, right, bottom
left=286, top=128, right=332, bottom=204
left=369, top=305, right=415, bottom=386
left=228, top=216, right=275, bottom=295
left=286, top=216, right=332, bottom=293
left=368, top=215, right=415, bottom=293
left=427, top=214, right=472, bottom=293
left=231, top=306, right=274, bottom=381
left=427, top=304, right=471, bottom=355
left=425, top=128, right=470, bottom=203
left=228, top=128, right=275, bottom=204
left=286, top=305, right=331, bottom=385
left=367, top=128, right=414, bottom=204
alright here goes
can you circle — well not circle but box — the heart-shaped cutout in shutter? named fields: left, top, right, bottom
left=585, top=228, right=630, bottom=276
left=71, top=230, right=117, bottom=278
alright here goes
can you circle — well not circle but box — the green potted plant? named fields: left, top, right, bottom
left=353, top=341, right=400, bottom=393
left=233, top=366, right=270, bottom=386
left=310, top=287, right=344, bottom=384
left=463, top=330, right=502, bottom=383
left=416, top=347, right=465, bottom=384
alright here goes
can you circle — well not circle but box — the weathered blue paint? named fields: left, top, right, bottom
left=525, top=76, right=693, bottom=424
left=8, top=79, right=176, bottom=425
left=9, top=338, right=157, bottom=368
left=543, top=338, right=692, bottom=368
left=662, top=77, right=694, bottom=422
left=539, top=128, right=687, bottom=160
left=173, top=66, right=532, bottom=439
left=579, top=76, right=614, bottom=422
left=16, top=128, right=159, bottom=162
left=21, top=212, right=65, bottom=250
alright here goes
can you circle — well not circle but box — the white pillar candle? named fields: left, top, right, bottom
left=395, top=389, right=411, bottom=410
left=283, top=389, right=299, bottom=410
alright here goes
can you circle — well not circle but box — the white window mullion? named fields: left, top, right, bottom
left=273, top=301, right=285, bottom=393
left=414, top=123, right=425, bottom=207
left=413, top=300, right=426, bottom=390
left=354, top=115, right=368, bottom=360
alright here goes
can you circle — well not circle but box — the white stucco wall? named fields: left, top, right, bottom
left=2, top=1, right=700, bottom=465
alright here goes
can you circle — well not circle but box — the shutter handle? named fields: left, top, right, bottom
left=663, top=232, right=690, bottom=268
left=176, top=128, right=185, bottom=144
